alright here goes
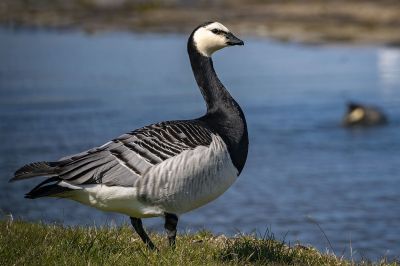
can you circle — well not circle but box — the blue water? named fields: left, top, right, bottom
left=0, top=28, right=399, bottom=260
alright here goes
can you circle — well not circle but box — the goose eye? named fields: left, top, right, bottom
left=211, top=29, right=220, bottom=34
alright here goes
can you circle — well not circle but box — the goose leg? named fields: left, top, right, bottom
left=130, top=217, right=156, bottom=250
left=164, top=213, right=178, bottom=246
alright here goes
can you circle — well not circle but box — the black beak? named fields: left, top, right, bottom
left=226, top=32, right=244, bottom=46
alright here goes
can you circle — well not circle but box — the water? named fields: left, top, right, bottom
left=1, top=28, right=399, bottom=260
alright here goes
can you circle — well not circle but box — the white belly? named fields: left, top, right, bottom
left=58, top=182, right=164, bottom=218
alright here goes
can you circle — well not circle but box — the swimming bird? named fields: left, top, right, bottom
left=342, top=102, right=388, bottom=127
left=10, top=22, right=248, bottom=250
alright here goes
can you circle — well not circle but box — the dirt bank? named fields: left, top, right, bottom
left=1, top=0, right=400, bottom=45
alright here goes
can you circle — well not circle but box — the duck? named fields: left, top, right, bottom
left=342, top=101, right=388, bottom=127
left=10, top=22, right=248, bottom=250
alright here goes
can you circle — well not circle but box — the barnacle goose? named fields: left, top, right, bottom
left=10, top=22, right=248, bottom=250
left=343, top=102, right=387, bottom=127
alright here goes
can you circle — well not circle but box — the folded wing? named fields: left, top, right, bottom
left=12, top=120, right=213, bottom=198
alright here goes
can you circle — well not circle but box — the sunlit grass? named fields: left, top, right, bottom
left=0, top=220, right=396, bottom=265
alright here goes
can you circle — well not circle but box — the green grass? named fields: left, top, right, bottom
left=0, top=220, right=396, bottom=265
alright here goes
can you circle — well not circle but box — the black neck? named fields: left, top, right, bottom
left=187, top=37, right=249, bottom=174
left=188, top=44, right=232, bottom=113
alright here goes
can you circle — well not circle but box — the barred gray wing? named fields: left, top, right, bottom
left=52, top=121, right=214, bottom=187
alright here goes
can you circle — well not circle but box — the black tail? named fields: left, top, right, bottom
left=24, top=176, right=72, bottom=199
left=10, top=161, right=60, bottom=182
left=11, top=161, right=73, bottom=199
left=25, top=184, right=71, bottom=199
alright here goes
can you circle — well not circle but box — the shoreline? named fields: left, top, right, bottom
left=1, top=1, right=400, bottom=46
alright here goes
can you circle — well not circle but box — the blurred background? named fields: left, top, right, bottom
left=1, top=0, right=399, bottom=261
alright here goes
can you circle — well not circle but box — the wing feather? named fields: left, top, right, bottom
left=13, top=120, right=214, bottom=193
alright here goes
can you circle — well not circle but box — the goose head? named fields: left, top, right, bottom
left=191, top=22, right=244, bottom=57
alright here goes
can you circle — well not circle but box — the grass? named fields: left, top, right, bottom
left=1, top=220, right=396, bottom=265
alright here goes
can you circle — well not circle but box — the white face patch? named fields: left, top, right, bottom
left=348, top=108, right=365, bottom=122
left=193, top=22, right=231, bottom=57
